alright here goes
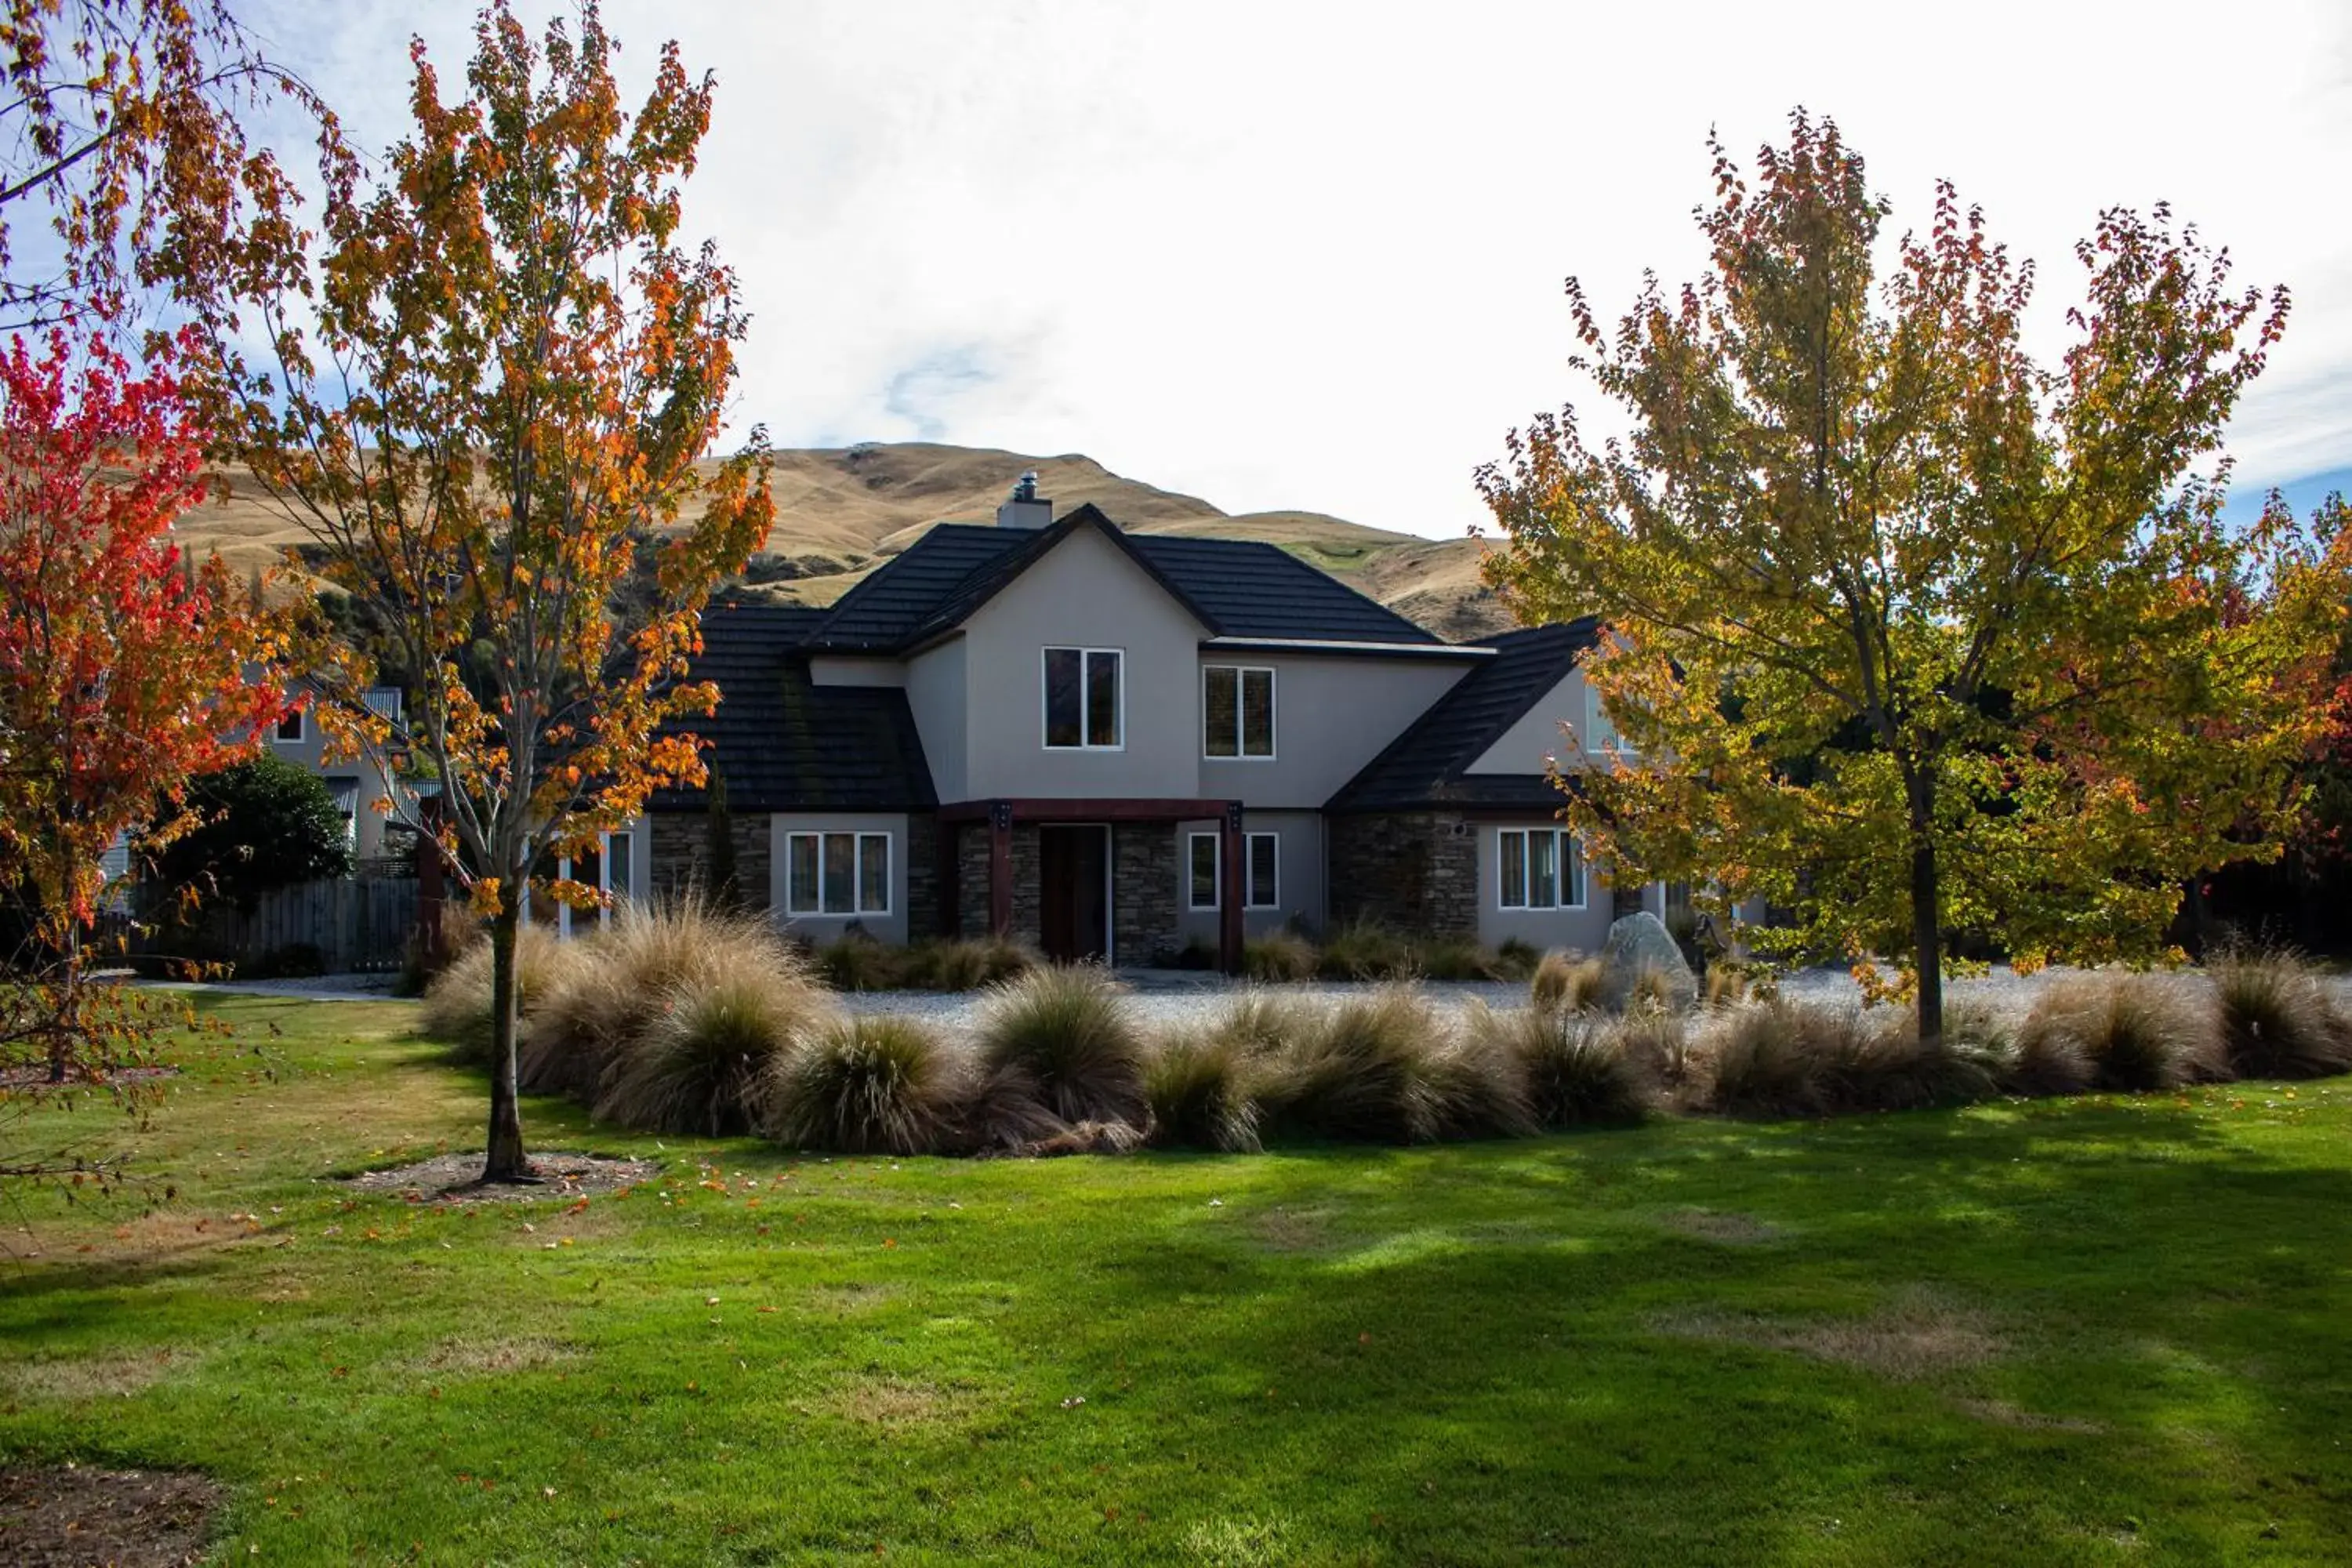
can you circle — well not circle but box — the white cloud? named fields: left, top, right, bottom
left=253, top=0, right=2352, bottom=539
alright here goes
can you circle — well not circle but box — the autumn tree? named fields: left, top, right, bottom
left=223, top=2, right=773, bottom=1182
left=0, top=325, right=285, bottom=1112
left=0, top=0, right=330, bottom=333
left=1479, top=111, right=2350, bottom=1042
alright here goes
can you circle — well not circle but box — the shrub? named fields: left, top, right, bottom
left=1317, top=921, right=1418, bottom=982
left=519, top=897, right=793, bottom=1099
left=1260, top=989, right=1523, bottom=1143
left=1243, top=930, right=1318, bottom=983
left=2016, top=974, right=2223, bottom=1094
left=1143, top=1033, right=1263, bottom=1152
left=2211, top=947, right=2352, bottom=1080
left=1472, top=1004, right=1651, bottom=1127
left=766, top=1014, right=958, bottom=1154
left=420, top=923, right=578, bottom=1063
left=1418, top=938, right=1507, bottom=982
left=1530, top=951, right=1602, bottom=1015
left=593, top=968, right=833, bottom=1135
left=973, top=964, right=1149, bottom=1124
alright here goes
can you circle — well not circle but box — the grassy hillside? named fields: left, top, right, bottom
left=173, top=442, right=1515, bottom=640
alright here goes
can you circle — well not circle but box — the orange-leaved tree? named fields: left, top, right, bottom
left=0, top=324, right=286, bottom=1127
left=0, top=0, right=332, bottom=333
left=1479, top=111, right=2350, bottom=1044
left=223, top=2, right=773, bottom=1182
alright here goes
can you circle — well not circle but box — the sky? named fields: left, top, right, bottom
left=247, top=0, right=2352, bottom=541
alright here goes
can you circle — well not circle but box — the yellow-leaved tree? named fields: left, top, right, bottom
left=1479, top=111, right=2349, bottom=1044
left=223, top=2, right=773, bottom=1181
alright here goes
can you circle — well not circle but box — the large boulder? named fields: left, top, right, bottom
left=1597, top=911, right=1698, bottom=1012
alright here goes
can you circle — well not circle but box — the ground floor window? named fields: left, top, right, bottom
left=786, top=830, right=891, bottom=916
left=1497, top=827, right=1583, bottom=910
left=556, top=829, right=635, bottom=938
left=1186, top=830, right=1279, bottom=910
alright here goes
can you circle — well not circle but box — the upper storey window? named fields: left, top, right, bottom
left=1044, top=647, right=1123, bottom=750
left=1203, top=665, right=1274, bottom=759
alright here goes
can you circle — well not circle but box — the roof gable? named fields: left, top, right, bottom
left=1327, top=619, right=1601, bottom=811
left=805, top=504, right=1441, bottom=653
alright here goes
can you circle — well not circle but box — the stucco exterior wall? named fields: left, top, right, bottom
left=1466, top=668, right=1598, bottom=776
left=806, top=655, right=906, bottom=688
left=956, top=526, right=1209, bottom=800
left=766, top=812, right=912, bottom=945
left=1172, top=810, right=1327, bottom=945
left=1197, top=652, right=1470, bottom=809
left=264, top=719, right=400, bottom=862
left=902, top=639, right=969, bottom=803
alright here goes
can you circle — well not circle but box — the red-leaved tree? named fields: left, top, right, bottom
left=0, top=325, right=285, bottom=1134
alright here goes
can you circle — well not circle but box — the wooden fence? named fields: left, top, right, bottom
left=143, top=873, right=420, bottom=975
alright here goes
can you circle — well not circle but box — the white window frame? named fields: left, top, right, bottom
left=1584, top=680, right=1634, bottom=760
left=1201, top=664, right=1277, bottom=760
left=1041, top=646, right=1125, bottom=752
left=556, top=829, right=634, bottom=939
left=1497, top=827, right=1585, bottom=911
left=1185, top=829, right=1280, bottom=911
left=274, top=707, right=305, bottom=744
left=784, top=830, right=894, bottom=918
left=1244, top=831, right=1279, bottom=909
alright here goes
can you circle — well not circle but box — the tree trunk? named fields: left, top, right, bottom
left=481, top=904, right=530, bottom=1182
left=1907, top=773, right=1944, bottom=1047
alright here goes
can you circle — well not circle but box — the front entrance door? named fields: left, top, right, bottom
left=1039, top=825, right=1110, bottom=964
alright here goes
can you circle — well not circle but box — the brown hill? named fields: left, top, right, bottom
left=171, top=441, right=1516, bottom=641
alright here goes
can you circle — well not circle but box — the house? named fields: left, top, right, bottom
left=265, top=684, right=411, bottom=862
left=638, top=477, right=1666, bottom=969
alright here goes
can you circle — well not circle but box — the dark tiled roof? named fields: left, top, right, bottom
left=1327, top=619, right=1602, bottom=811
left=648, top=600, right=935, bottom=813
left=1127, top=533, right=1437, bottom=645
left=805, top=506, right=1440, bottom=652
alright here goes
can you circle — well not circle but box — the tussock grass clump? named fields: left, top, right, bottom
left=1530, top=951, right=1603, bottom=1015
left=814, top=931, right=901, bottom=993
left=518, top=897, right=787, bottom=1098
left=974, top=964, right=1149, bottom=1125
left=421, top=923, right=579, bottom=1063
left=1418, top=938, right=1508, bottom=982
left=1494, top=938, right=1542, bottom=983
left=903, top=936, right=1036, bottom=992
left=1203, top=989, right=1313, bottom=1057
left=2017, top=975, right=2223, bottom=1094
left=767, top=1015, right=959, bottom=1154
left=1143, top=1034, right=1264, bottom=1152
left=1260, top=989, right=1485, bottom=1143
left=1702, top=999, right=1998, bottom=1117
left=1473, top=1004, right=1653, bottom=1127
left=2211, top=948, right=2352, bottom=1080
left=593, top=969, right=834, bottom=1136
left=1243, top=930, right=1318, bottom=983
left=1317, top=921, right=1419, bottom=982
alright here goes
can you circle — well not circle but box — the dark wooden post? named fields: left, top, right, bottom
left=1219, top=801, right=1245, bottom=977
left=988, top=800, right=1014, bottom=939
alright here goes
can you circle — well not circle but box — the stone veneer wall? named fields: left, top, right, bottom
left=648, top=809, right=771, bottom=913
left=1326, top=811, right=1479, bottom=940
left=1110, top=825, right=1179, bottom=967
left=902, top=815, right=940, bottom=939
left=953, top=823, right=1042, bottom=946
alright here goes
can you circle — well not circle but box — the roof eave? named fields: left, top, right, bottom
left=1199, top=635, right=1492, bottom=659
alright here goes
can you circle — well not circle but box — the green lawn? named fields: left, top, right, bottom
left=3, top=996, right=2349, bottom=1566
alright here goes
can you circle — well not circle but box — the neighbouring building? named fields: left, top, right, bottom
left=630, top=475, right=1667, bottom=970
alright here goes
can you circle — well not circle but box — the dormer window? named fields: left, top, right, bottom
left=1044, top=647, right=1122, bottom=750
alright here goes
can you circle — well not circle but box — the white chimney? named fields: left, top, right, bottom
left=995, top=470, right=1052, bottom=529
